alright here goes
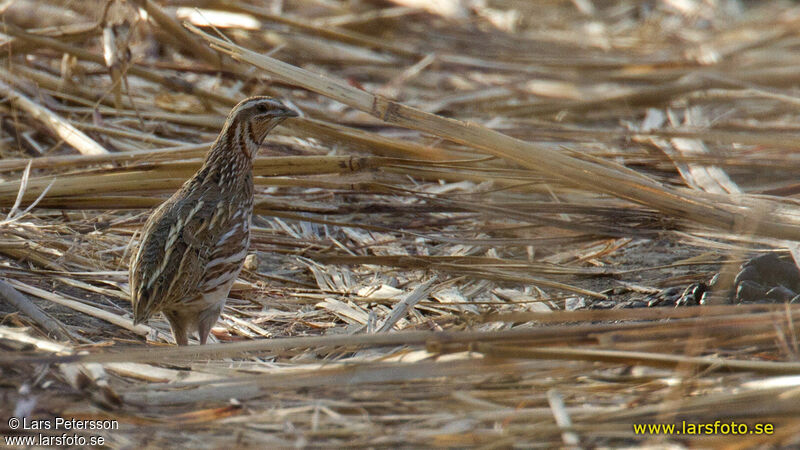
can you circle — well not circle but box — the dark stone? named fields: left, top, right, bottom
left=765, top=286, right=796, bottom=302
left=742, top=252, right=781, bottom=270
left=733, top=266, right=760, bottom=288
left=740, top=298, right=777, bottom=304
left=676, top=283, right=706, bottom=306
left=735, top=280, right=768, bottom=303
left=741, top=253, right=800, bottom=290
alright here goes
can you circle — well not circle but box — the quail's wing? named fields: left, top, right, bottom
left=129, top=184, right=222, bottom=322
left=192, top=189, right=252, bottom=297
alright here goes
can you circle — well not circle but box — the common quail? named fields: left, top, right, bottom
left=129, top=97, right=298, bottom=345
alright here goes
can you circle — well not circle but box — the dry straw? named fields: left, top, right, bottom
left=1, top=1, right=800, bottom=447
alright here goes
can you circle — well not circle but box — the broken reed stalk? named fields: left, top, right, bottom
left=189, top=24, right=800, bottom=241
left=0, top=279, right=72, bottom=341
left=122, top=359, right=543, bottom=406
left=7, top=305, right=800, bottom=367
left=0, top=22, right=235, bottom=106
left=131, top=0, right=222, bottom=67
left=0, top=74, right=108, bottom=155
left=195, top=0, right=420, bottom=57
left=0, top=156, right=386, bottom=204
left=474, top=344, right=800, bottom=374
left=0, top=143, right=210, bottom=172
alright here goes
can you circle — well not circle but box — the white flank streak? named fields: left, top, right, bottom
left=132, top=237, right=146, bottom=274
left=185, top=200, right=204, bottom=224
left=164, top=220, right=182, bottom=251
left=148, top=245, right=174, bottom=289
left=202, top=270, right=237, bottom=292
left=146, top=223, right=179, bottom=289
left=195, top=218, right=209, bottom=236
left=216, top=222, right=241, bottom=245
left=210, top=204, right=225, bottom=228
left=148, top=201, right=203, bottom=290
left=206, top=248, right=247, bottom=270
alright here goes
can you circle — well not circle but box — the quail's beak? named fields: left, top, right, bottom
left=276, top=107, right=299, bottom=119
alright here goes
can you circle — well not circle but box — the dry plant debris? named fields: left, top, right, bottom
left=2, top=0, right=800, bottom=447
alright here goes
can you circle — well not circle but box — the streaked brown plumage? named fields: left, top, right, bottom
left=130, top=97, right=297, bottom=345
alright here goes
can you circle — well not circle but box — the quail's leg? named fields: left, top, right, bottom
left=163, top=310, right=189, bottom=346
left=197, top=305, right=223, bottom=345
